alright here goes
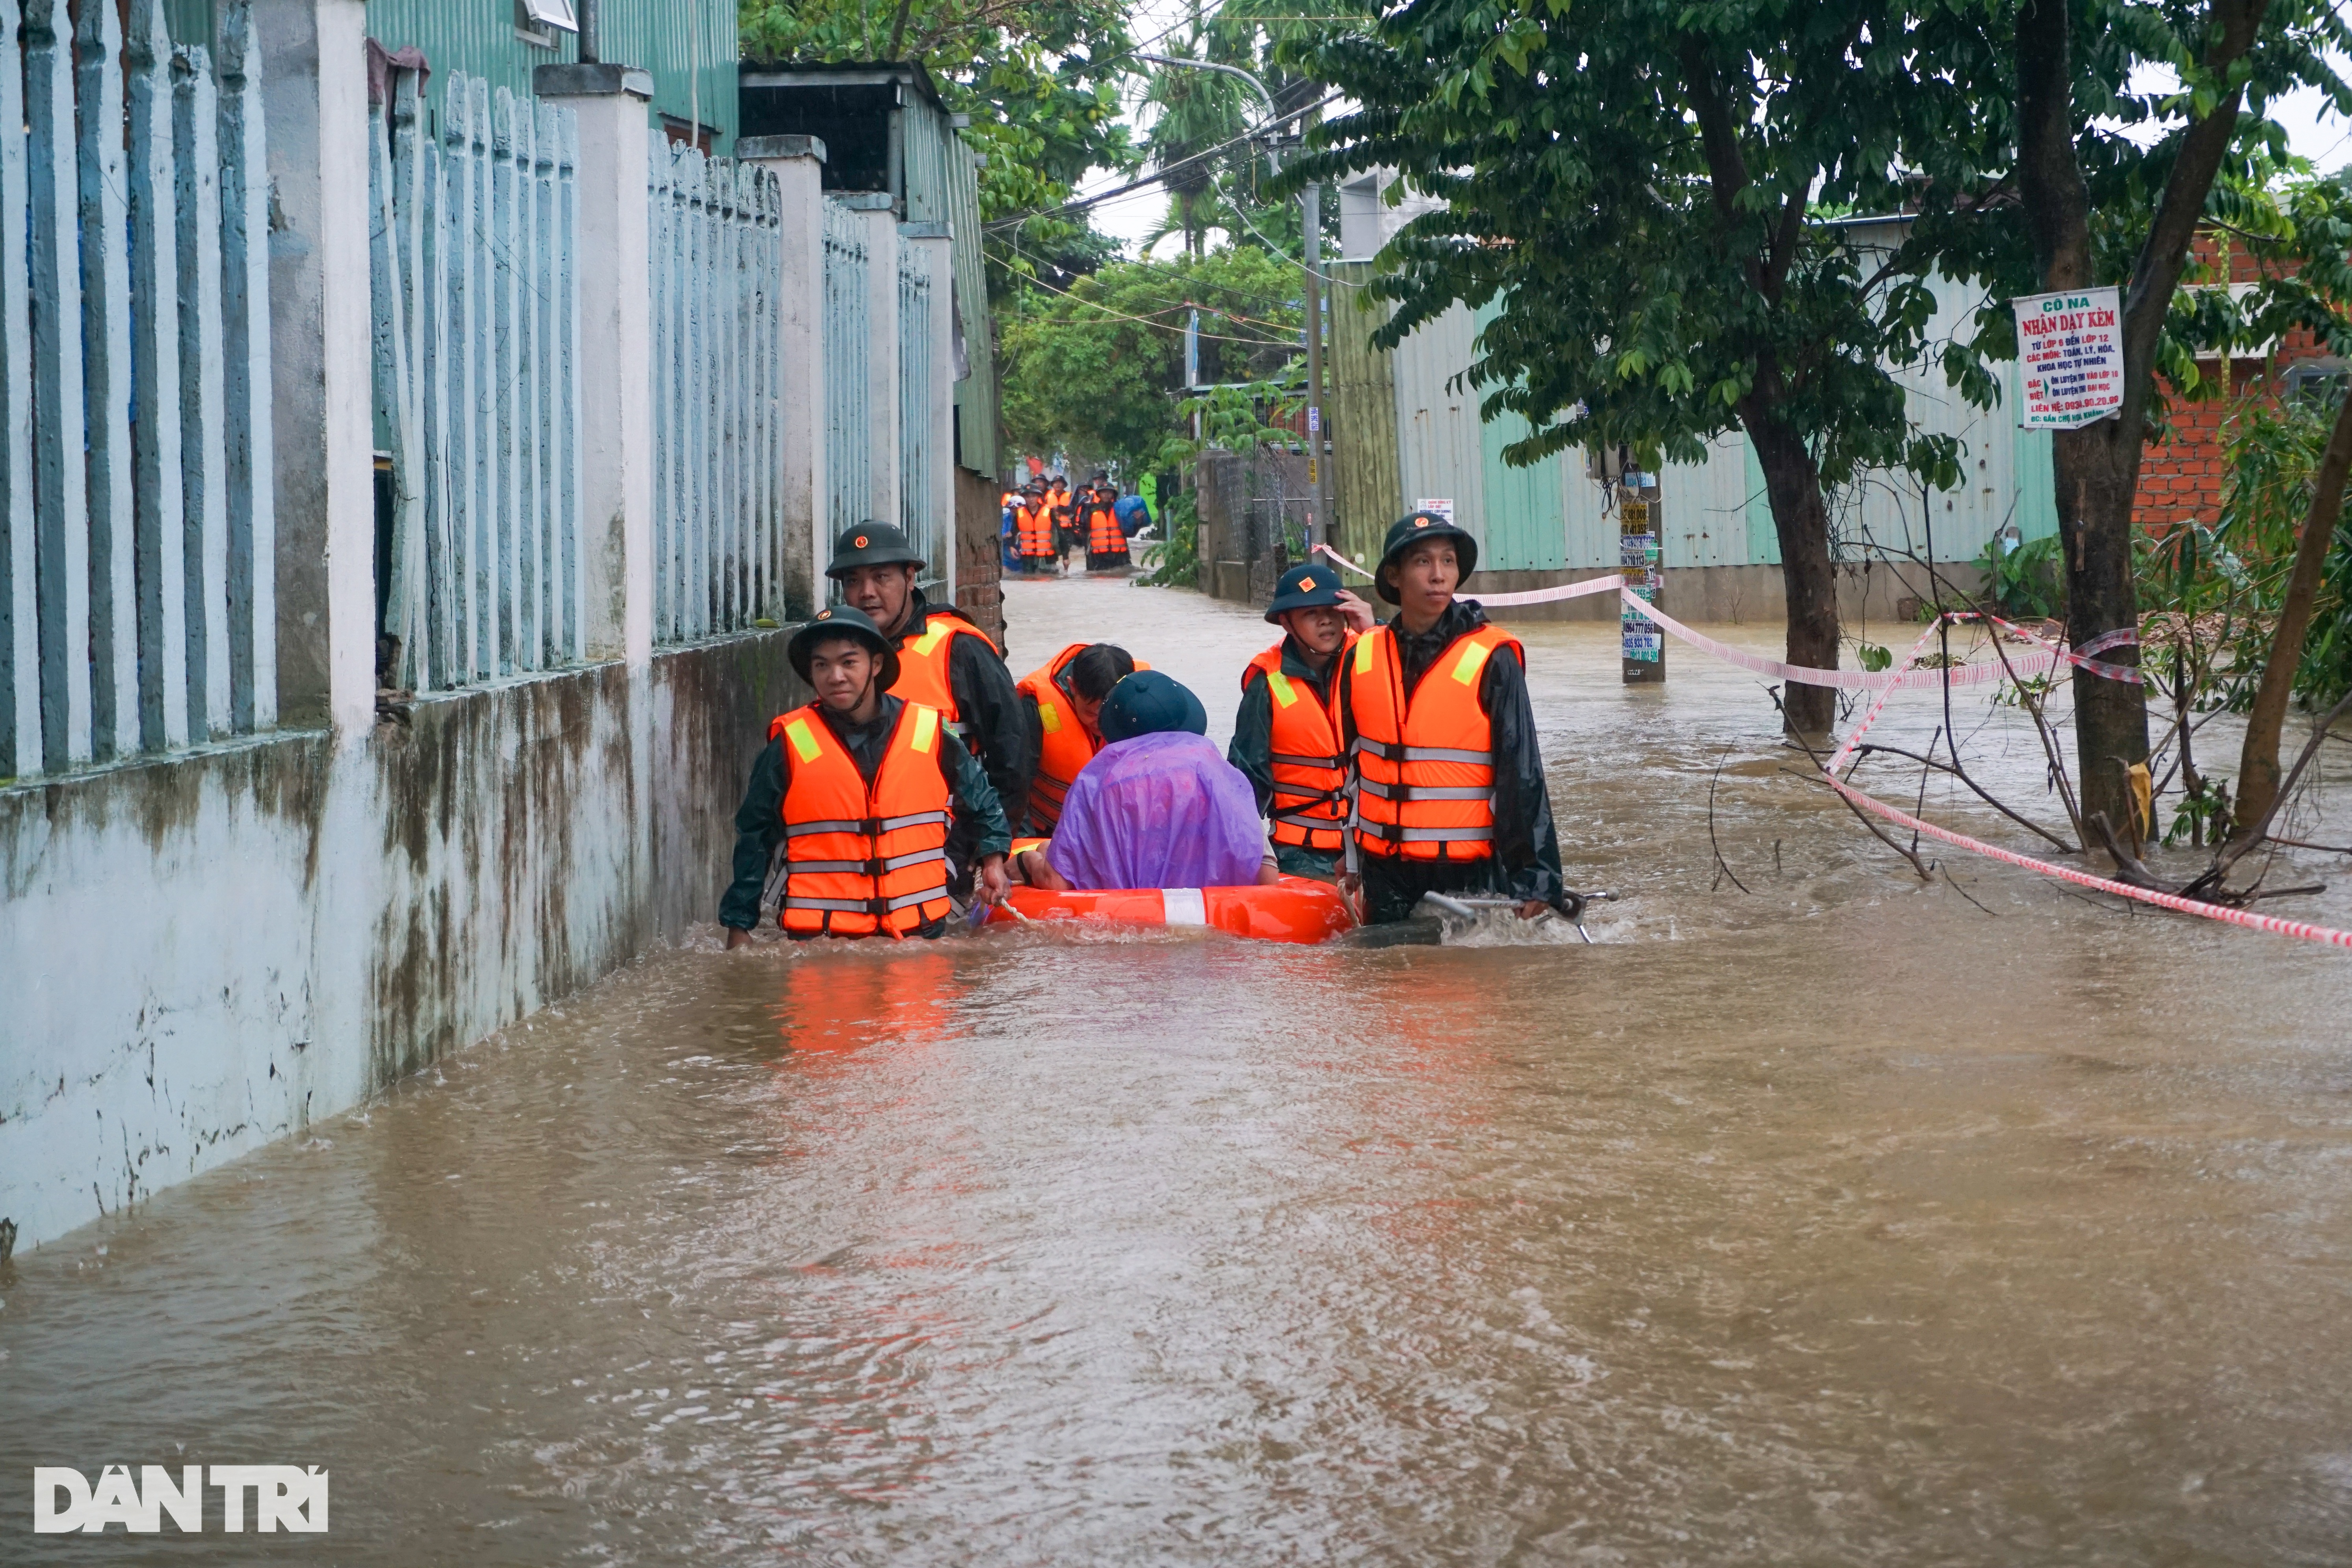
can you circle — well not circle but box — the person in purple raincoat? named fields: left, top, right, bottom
left=1014, top=671, right=1279, bottom=892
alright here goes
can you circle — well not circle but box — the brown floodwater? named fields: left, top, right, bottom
left=7, top=576, right=2352, bottom=1565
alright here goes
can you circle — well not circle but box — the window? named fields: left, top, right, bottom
left=2284, top=359, right=2347, bottom=409
left=520, top=0, right=578, bottom=32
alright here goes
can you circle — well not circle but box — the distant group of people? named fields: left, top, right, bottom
left=720, top=509, right=1567, bottom=944
left=1001, top=470, right=1150, bottom=576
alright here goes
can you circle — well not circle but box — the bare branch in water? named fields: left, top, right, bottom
left=1708, top=745, right=1753, bottom=895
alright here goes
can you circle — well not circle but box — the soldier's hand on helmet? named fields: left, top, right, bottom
left=974, top=854, right=1011, bottom=908
left=1334, top=590, right=1376, bottom=633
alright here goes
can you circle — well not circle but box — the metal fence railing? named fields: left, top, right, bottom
left=822, top=199, right=871, bottom=546
left=897, top=247, right=935, bottom=581
left=649, top=138, right=783, bottom=645
left=2, top=0, right=276, bottom=778
left=370, top=69, right=583, bottom=692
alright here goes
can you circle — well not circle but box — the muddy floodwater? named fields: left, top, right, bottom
left=9, top=578, right=2352, bottom=1564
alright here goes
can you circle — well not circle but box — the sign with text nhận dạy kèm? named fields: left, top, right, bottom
left=2013, top=286, right=2122, bottom=430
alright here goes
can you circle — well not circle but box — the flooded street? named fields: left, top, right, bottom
left=9, top=578, right=2352, bottom=1564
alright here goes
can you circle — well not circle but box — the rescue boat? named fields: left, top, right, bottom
left=982, top=877, right=1353, bottom=944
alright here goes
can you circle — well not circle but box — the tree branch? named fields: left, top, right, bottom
left=2117, top=0, right=2273, bottom=435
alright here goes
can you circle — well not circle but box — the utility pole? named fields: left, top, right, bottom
left=1303, top=177, right=1325, bottom=548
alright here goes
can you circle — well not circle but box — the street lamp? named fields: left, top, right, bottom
left=1136, top=52, right=1328, bottom=549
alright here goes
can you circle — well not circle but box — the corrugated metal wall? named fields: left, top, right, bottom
left=902, top=96, right=999, bottom=480
left=1391, top=303, right=1487, bottom=544
left=168, top=2, right=738, bottom=155
left=1381, top=225, right=2063, bottom=576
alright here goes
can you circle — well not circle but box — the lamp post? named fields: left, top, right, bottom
left=1137, top=53, right=1326, bottom=549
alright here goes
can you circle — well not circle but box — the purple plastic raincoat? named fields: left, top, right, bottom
left=1044, top=732, right=1267, bottom=890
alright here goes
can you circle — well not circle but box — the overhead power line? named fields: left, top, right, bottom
left=984, top=91, right=1339, bottom=232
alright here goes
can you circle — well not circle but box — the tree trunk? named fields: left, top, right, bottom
left=1743, top=404, right=1839, bottom=738
left=2234, top=389, right=2352, bottom=828
left=2053, top=419, right=2152, bottom=828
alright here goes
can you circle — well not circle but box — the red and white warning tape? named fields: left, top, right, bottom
left=1314, top=540, right=2346, bottom=949
left=1819, top=611, right=2352, bottom=949
left=1313, top=545, right=1626, bottom=606
left=1315, top=542, right=2060, bottom=690
left=1824, top=776, right=2352, bottom=947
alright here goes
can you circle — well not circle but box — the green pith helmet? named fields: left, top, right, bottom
left=1264, top=561, right=1348, bottom=623
left=788, top=605, right=901, bottom=691
left=824, top=521, right=925, bottom=578
left=1374, top=511, right=1479, bottom=604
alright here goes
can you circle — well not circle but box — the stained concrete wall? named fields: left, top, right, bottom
left=0, top=634, right=806, bottom=1254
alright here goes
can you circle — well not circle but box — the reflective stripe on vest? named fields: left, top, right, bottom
left=1343, top=622, right=1520, bottom=862
left=892, top=613, right=1001, bottom=738
left=1243, top=641, right=1350, bottom=853
left=769, top=700, right=954, bottom=936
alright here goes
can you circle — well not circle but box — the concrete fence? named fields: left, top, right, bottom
left=821, top=196, right=873, bottom=544
left=371, top=69, right=587, bottom=693
left=649, top=138, right=784, bottom=645
left=1, top=0, right=276, bottom=781
left=0, top=3, right=966, bottom=1258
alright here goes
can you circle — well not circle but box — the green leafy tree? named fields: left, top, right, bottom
left=2222, top=171, right=2352, bottom=827
left=998, top=246, right=1304, bottom=470
left=1908, top=0, right=2352, bottom=829
left=739, top=0, right=1140, bottom=292
left=1293, top=0, right=1999, bottom=736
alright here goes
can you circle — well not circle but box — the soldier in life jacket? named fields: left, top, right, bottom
left=1015, top=483, right=1058, bottom=574
left=719, top=607, right=1011, bottom=945
left=1079, top=472, right=1129, bottom=572
left=1229, top=562, right=1377, bottom=881
left=1015, top=641, right=1137, bottom=834
left=827, top=521, right=1037, bottom=877
left=1338, top=513, right=1571, bottom=925
left=1046, top=474, right=1077, bottom=567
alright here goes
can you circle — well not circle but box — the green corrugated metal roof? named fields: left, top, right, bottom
left=167, top=1, right=738, bottom=154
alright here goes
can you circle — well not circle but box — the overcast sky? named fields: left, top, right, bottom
left=1081, top=42, right=2352, bottom=262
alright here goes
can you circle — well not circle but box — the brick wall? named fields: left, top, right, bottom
left=2132, top=232, right=2335, bottom=533
left=954, top=465, right=1006, bottom=647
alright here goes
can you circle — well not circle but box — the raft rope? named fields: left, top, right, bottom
left=1311, top=543, right=2351, bottom=949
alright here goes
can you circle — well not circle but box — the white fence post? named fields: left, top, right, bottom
left=258, top=0, right=375, bottom=733
left=901, top=221, right=955, bottom=601
left=845, top=194, right=900, bottom=533
left=537, top=64, right=654, bottom=667
left=739, top=135, right=825, bottom=622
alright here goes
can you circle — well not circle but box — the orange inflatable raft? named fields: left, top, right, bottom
left=982, top=876, right=1353, bottom=944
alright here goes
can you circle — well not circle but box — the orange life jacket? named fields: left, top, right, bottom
left=1243, top=641, right=1350, bottom=853
left=890, top=609, right=1001, bottom=742
left=771, top=700, right=954, bottom=937
left=1048, top=485, right=1072, bottom=530
left=1016, top=642, right=1149, bottom=832
left=1016, top=500, right=1055, bottom=558
left=1085, top=492, right=1124, bottom=554
left=1343, top=622, right=1521, bottom=861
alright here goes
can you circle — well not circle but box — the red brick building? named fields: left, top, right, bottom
left=2134, top=233, right=2342, bottom=533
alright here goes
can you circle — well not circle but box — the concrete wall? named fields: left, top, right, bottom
left=0, top=634, right=806, bottom=1255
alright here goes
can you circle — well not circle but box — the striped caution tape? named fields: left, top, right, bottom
left=1318, top=543, right=2343, bottom=947
left=1313, top=544, right=1625, bottom=606
left=1313, top=543, right=2143, bottom=689
left=1817, top=610, right=2352, bottom=949
left=1824, top=773, right=2352, bottom=948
